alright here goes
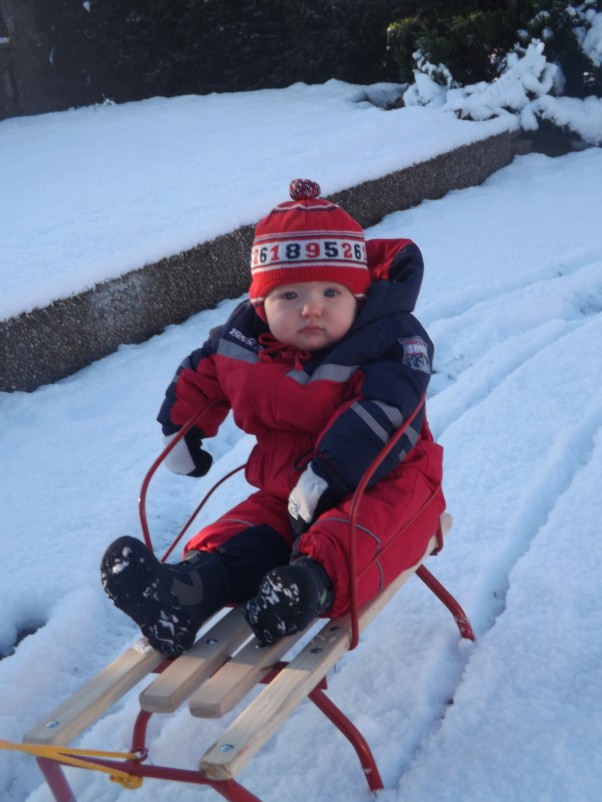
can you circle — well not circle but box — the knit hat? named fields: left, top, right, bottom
left=249, top=179, right=370, bottom=315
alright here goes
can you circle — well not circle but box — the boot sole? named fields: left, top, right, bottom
left=100, top=536, right=197, bottom=657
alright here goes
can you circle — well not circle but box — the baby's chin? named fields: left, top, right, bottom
left=293, top=332, right=333, bottom=350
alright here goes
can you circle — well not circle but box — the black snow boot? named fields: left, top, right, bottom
left=242, top=556, right=334, bottom=646
left=100, top=535, right=233, bottom=657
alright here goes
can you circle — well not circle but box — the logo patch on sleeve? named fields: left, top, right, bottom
left=401, top=336, right=431, bottom=374
left=228, top=328, right=261, bottom=351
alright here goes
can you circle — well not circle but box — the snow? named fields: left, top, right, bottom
left=404, top=39, right=602, bottom=144
left=582, top=8, right=602, bottom=65
left=0, top=81, right=515, bottom=323
left=1, top=77, right=602, bottom=802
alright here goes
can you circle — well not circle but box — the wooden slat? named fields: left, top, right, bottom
left=199, top=519, right=449, bottom=780
left=189, top=625, right=309, bottom=719
left=140, top=607, right=252, bottom=714
left=200, top=620, right=350, bottom=780
left=23, top=640, right=163, bottom=746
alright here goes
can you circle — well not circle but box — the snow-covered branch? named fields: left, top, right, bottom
left=403, top=7, right=602, bottom=146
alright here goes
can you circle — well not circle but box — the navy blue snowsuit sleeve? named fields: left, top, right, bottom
left=312, top=315, right=433, bottom=496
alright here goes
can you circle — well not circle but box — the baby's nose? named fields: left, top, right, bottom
left=302, top=298, right=322, bottom=316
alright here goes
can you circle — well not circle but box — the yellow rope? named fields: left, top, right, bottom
left=0, top=738, right=143, bottom=789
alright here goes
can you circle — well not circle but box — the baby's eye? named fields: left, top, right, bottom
left=324, top=287, right=340, bottom=298
left=282, top=291, right=298, bottom=301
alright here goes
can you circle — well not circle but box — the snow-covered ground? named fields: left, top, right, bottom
left=1, top=78, right=602, bottom=802
left=0, top=80, right=517, bottom=322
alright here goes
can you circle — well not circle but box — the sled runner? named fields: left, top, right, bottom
left=20, top=405, right=474, bottom=802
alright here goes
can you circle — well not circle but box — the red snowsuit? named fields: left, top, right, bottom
left=158, top=239, right=445, bottom=617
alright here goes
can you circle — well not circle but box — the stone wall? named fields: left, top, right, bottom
left=0, top=132, right=514, bottom=392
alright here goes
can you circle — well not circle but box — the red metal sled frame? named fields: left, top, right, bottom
left=36, top=398, right=473, bottom=802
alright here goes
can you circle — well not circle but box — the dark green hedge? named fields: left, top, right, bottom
left=49, top=0, right=406, bottom=107
left=387, top=1, right=602, bottom=98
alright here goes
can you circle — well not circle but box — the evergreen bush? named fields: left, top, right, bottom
left=387, top=1, right=602, bottom=99
left=50, top=0, right=406, bottom=106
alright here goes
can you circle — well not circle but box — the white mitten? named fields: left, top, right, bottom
left=163, top=430, right=212, bottom=477
left=288, top=463, right=330, bottom=536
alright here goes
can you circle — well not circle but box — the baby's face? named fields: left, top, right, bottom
left=264, top=281, right=357, bottom=351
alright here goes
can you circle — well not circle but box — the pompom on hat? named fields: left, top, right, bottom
left=249, top=179, right=370, bottom=317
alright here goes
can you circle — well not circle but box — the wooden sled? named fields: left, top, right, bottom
left=22, top=401, right=474, bottom=802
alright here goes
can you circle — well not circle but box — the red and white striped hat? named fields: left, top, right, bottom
left=249, top=179, right=370, bottom=315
